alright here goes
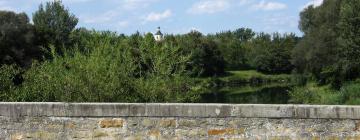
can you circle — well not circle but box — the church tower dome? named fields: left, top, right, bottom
left=154, top=27, right=164, bottom=41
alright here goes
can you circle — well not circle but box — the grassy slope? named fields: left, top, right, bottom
left=219, top=83, right=291, bottom=95
left=289, top=80, right=360, bottom=105
left=220, top=70, right=292, bottom=84
left=288, top=82, right=339, bottom=104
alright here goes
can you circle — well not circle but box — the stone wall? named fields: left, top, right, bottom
left=1, top=103, right=360, bottom=140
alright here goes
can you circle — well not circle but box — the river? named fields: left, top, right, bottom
left=200, top=84, right=291, bottom=104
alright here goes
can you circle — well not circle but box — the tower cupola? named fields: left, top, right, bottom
left=154, top=27, right=164, bottom=41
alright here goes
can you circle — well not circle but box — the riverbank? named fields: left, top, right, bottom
left=219, top=70, right=292, bottom=86
left=200, top=70, right=293, bottom=104
left=289, top=80, right=360, bottom=105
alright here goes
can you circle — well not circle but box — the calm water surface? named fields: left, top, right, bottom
left=201, top=85, right=291, bottom=104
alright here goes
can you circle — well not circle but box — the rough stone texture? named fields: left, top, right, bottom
left=1, top=103, right=360, bottom=139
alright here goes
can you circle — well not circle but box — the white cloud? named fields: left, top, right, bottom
left=301, top=0, right=323, bottom=10
left=144, top=9, right=172, bottom=22
left=252, top=1, right=287, bottom=11
left=81, top=10, right=119, bottom=24
left=170, top=27, right=202, bottom=34
left=259, top=13, right=298, bottom=34
left=238, top=0, right=255, bottom=6
left=0, top=1, right=17, bottom=11
left=263, top=14, right=297, bottom=28
left=122, top=0, right=159, bottom=10
left=26, top=0, right=94, bottom=5
left=10, top=0, right=158, bottom=10
left=188, top=0, right=230, bottom=14
left=64, top=0, right=93, bottom=3
left=117, top=20, right=129, bottom=27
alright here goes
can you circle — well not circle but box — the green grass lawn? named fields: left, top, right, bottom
left=219, top=83, right=291, bottom=95
left=220, top=70, right=292, bottom=84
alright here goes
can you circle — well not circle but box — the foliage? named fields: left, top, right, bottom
left=180, top=30, right=226, bottom=77
left=337, top=0, right=360, bottom=80
left=33, top=0, right=78, bottom=53
left=210, top=29, right=251, bottom=70
left=0, top=65, right=20, bottom=101
left=220, top=70, right=292, bottom=85
left=339, top=80, right=360, bottom=105
left=248, top=33, right=296, bottom=74
left=4, top=32, right=202, bottom=102
left=289, top=80, right=360, bottom=105
left=289, top=83, right=339, bottom=104
left=0, top=11, right=43, bottom=67
left=292, top=0, right=360, bottom=86
left=233, top=28, right=255, bottom=42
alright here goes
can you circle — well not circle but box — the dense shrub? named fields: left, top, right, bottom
left=0, top=65, right=20, bottom=101
left=289, top=80, right=360, bottom=105
left=247, top=33, right=296, bottom=74
left=0, top=11, right=43, bottom=67
left=3, top=32, right=202, bottom=102
left=293, top=0, right=360, bottom=86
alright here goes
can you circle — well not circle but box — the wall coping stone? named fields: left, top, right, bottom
left=0, top=102, right=360, bottom=119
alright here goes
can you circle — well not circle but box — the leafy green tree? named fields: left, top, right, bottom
left=292, top=0, right=342, bottom=85
left=210, top=31, right=248, bottom=70
left=7, top=31, right=201, bottom=102
left=337, top=0, right=360, bottom=80
left=180, top=30, right=225, bottom=77
left=233, top=28, right=255, bottom=42
left=248, top=33, right=295, bottom=74
left=0, top=11, right=43, bottom=67
left=0, top=65, right=20, bottom=101
left=33, top=0, right=78, bottom=53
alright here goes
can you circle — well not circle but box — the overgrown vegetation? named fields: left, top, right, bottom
left=288, top=0, right=360, bottom=105
left=1, top=0, right=360, bottom=104
left=220, top=70, right=292, bottom=85
left=2, top=31, right=205, bottom=102
left=289, top=80, right=360, bottom=105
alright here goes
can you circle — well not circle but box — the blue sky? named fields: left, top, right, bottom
left=0, top=0, right=323, bottom=35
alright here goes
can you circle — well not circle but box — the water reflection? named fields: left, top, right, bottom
left=201, top=85, right=291, bottom=104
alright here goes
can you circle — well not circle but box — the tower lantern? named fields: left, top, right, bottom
left=154, top=27, right=164, bottom=42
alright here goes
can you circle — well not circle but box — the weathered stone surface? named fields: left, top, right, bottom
left=178, top=119, right=197, bottom=127
left=2, top=103, right=360, bottom=119
left=159, top=119, right=177, bottom=127
left=207, top=128, right=236, bottom=135
left=1, top=103, right=360, bottom=139
left=99, top=119, right=124, bottom=128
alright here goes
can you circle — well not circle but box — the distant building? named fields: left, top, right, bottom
left=154, top=27, right=164, bottom=42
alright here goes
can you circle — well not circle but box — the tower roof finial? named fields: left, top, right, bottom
left=155, top=27, right=163, bottom=35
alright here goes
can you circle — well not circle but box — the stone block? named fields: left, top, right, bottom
left=159, top=119, right=177, bottom=127
left=99, top=119, right=124, bottom=128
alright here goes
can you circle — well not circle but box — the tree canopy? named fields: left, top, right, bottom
left=33, top=0, right=78, bottom=53
left=0, top=11, right=42, bottom=67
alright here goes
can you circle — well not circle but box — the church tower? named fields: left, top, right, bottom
left=154, top=27, right=163, bottom=42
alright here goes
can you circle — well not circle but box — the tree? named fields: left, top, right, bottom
left=292, top=0, right=342, bottom=85
left=181, top=31, right=225, bottom=77
left=233, top=28, right=255, bottom=42
left=337, top=0, right=360, bottom=80
left=0, top=11, right=43, bottom=67
left=211, top=30, right=249, bottom=70
left=249, top=33, right=294, bottom=74
left=33, top=0, right=78, bottom=53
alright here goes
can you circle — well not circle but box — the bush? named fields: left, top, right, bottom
left=179, top=31, right=226, bottom=77
left=0, top=65, right=20, bottom=101
left=288, top=83, right=340, bottom=104
left=289, top=86, right=318, bottom=104
left=248, top=33, right=296, bottom=74
left=7, top=32, right=202, bottom=102
left=0, top=11, right=43, bottom=67
left=339, top=81, right=360, bottom=105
